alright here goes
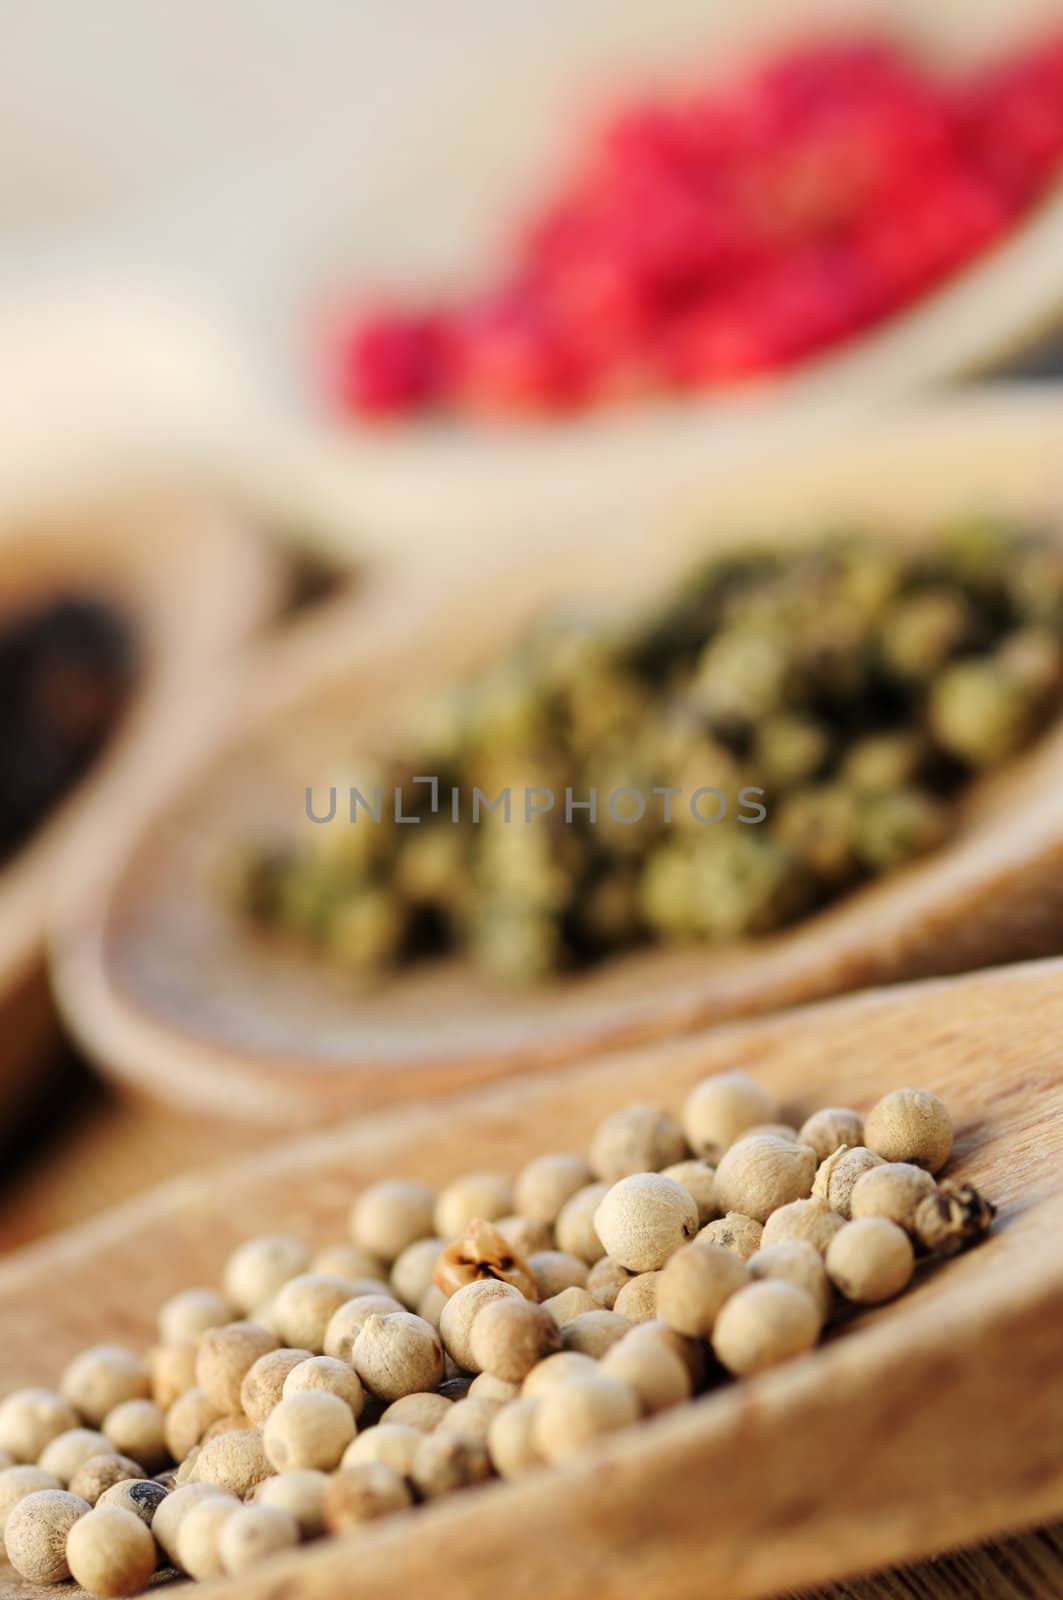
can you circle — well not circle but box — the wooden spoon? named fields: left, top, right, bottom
left=49, top=389, right=1063, bottom=1124
left=0, top=498, right=279, bottom=1125
left=1, top=955, right=1062, bottom=1599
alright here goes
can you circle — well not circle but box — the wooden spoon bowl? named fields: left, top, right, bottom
left=0, top=499, right=279, bottom=1126
left=50, top=389, right=1063, bottom=1124
left=2, top=955, right=1062, bottom=1599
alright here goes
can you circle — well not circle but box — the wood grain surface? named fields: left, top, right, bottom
left=2, top=955, right=1063, bottom=1600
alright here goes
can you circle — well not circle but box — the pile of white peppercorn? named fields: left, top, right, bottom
left=0, top=1075, right=994, bottom=1598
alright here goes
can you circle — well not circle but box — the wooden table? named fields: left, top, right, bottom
left=0, top=1051, right=1060, bottom=1600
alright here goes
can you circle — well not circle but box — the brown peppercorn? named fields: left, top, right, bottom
left=590, top=1103, right=688, bottom=1182
left=657, top=1240, right=749, bottom=1337
left=67, top=1503, right=158, bottom=1598
left=353, top=1312, right=445, bottom=1399
left=714, top=1134, right=817, bottom=1223
left=712, top=1281, right=822, bottom=1376
left=698, top=1212, right=764, bottom=1260
left=4, top=1488, right=90, bottom=1584
left=434, top=1218, right=537, bottom=1299
left=324, top=1463, right=412, bottom=1530
left=812, top=1146, right=885, bottom=1218
left=826, top=1218, right=915, bottom=1304
left=798, top=1108, right=865, bottom=1163
left=555, top=1182, right=610, bottom=1263
left=193, top=1427, right=272, bottom=1496
left=914, top=1180, right=996, bottom=1256
left=469, top=1297, right=562, bottom=1382
left=864, top=1088, right=954, bottom=1173
left=239, top=1346, right=314, bottom=1423
left=682, top=1072, right=776, bottom=1162
left=69, top=1453, right=144, bottom=1507
left=351, top=1178, right=436, bottom=1263
left=761, top=1196, right=846, bottom=1255
left=561, top=1311, right=631, bottom=1359
left=196, top=1323, right=279, bottom=1414
left=851, top=1162, right=938, bottom=1232
left=515, top=1153, right=595, bottom=1225
left=527, top=1250, right=589, bottom=1300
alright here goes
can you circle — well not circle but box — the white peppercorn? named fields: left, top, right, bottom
left=864, top=1088, right=954, bottom=1173
left=798, top=1107, right=865, bottom=1163
left=4, top=1489, right=90, bottom=1584
left=351, top=1178, right=436, bottom=1263
left=354, top=1312, right=445, bottom=1399
left=434, top=1218, right=536, bottom=1299
left=67, top=1504, right=157, bottom=1598
left=434, top=1172, right=514, bottom=1240
left=192, top=1428, right=272, bottom=1497
left=37, top=1429, right=110, bottom=1487
left=69, top=1453, right=145, bottom=1507
left=468, top=1372, right=519, bottom=1404
left=514, top=1154, right=594, bottom=1225
left=96, top=1477, right=168, bottom=1528
left=590, top=1103, right=687, bottom=1182
left=196, top=1322, right=279, bottom=1414
left=324, top=1463, right=412, bottom=1529
left=323, top=1294, right=405, bottom=1363
left=264, top=1393, right=355, bottom=1472
left=586, top=1257, right=632, bottom=1309
left=612, top=1272, right=662, bottom=1323
left=0, top=1466, right=62, bottom=1535
left=540, top=1286, right=597, bottom=1324
left=147, top=1341, right=198, bottom=1409
left=533, top=1374, right=640, bottom=1462
left=341, top=1423, right=420, bottom=1477
left=435, top=1397, right=501, bottom=1447
left=439, top=1280, right=523, bottom=1372
left=594, top=1173, right=699, bottom=1272
left=761, top=1196, right=847, bottom=1255
left=714, top=1134, right=817, bottom=1223
left=749, top=1242, right=832, bottom=1320
left=255, top=1469, right=329, bottom=1539
left=201, top=1410, right=253, bottom=1444
left=223, top=1235, right=311, bottom=1316
left=102, top=1399, right=167, bottom=1474
left=657, top=1240, right=749, bottom=1337
left=163, top=1390, right=220, bottom=1464
left=152, top=1481, right=224, bottom=1565
left=410, top=1433, right=490, bottom=1498
left=600, top=1329, right=691, bottom=1414
left=157, top=1288, right=230, bottom=1345
left=219, top=1503, right=299, bottom=1576
left=487, top=1397, right=543, bottom=1478
left=283, top=1356, right=365, bottom=1417
left=239, top=1347, right=313, bottom=1424
left=60, top=1348, right=149, bottom=1427
left=660, top=1160, right=720, bottom=1225
left=682, top=1071, right=776, bottom=1161
left=312, top=1242, right=388, bottom=1282
left=826, top=1218, right=915, bottom=1303
left=744, top=1124, right=801, bottom=1143
left=272, top=1274, right=357, bottom=1354
left=390, top=1237, right=446, bottom=1308
left=417, top=1284, right=448, bottom=1328
left=494, top=1215, right=554, bottom=1257
left=711, top=1281, right=822, bottom=1375
left=851, top=1162, right=938, bottom=1232
left=527, top=1250, right=588, bottom=1300
left=468, top=1298, right=561, bottom=1382
left=0, top=1389, right=79, bottom=1464
left=813, top=1146, right=885, bottom=1217
left=554, top=1182, right=609, bottom=1263
left=561, top=1311, right=631, bottom=1359
left=521, top=1352, right=598, bottom=1399
left=175, top=1492, right=240, bottom=1580
left=698, top=1212, right=764, bottom=1260
left=379, top=1392, right=453, bottom=1432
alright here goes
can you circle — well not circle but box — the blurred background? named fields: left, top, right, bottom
left=6, top=0, right=1063, bottom=1257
